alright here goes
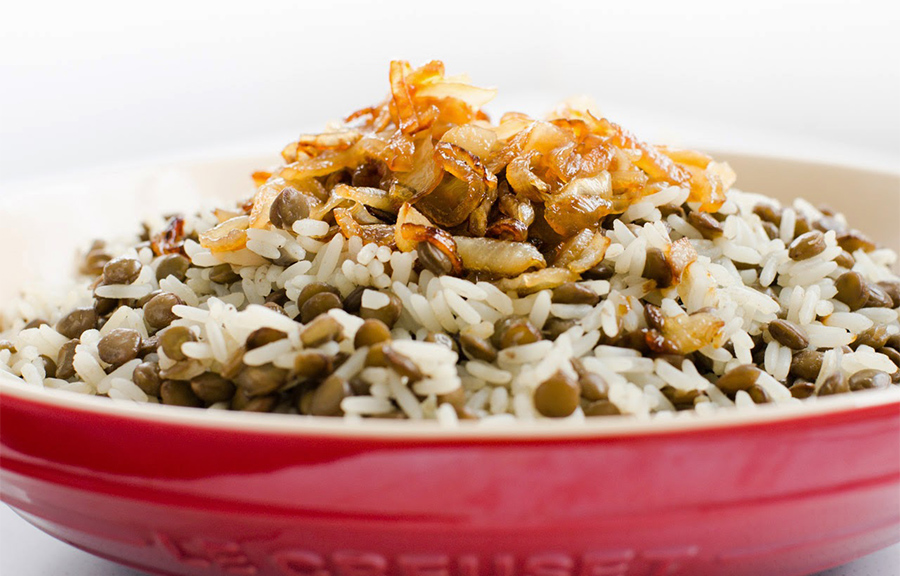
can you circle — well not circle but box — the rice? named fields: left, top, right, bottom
left=3, top=62, right=899, bottom=427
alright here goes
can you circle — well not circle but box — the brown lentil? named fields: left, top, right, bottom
left=155, top=254, right=191, bottom=282
left=642, top=248, right=673, bottom=288
left=687, top=211, right=724, bottom=240
left=790, top=350, right=825, bottom=381
left=534, top=371, right=581, bottom=418
left=294, top=350, right=332, bottom=379
left=134, top=289, right=162, bottom=309
left=878, top=346, right=900, bottom=369
left=354, top=319, right=392, bottom=348
left=877, top=281, right=900, bottom=308
left=834, top=271, right=868, bottom=311
left=55, top=340, right=79, bottom=379
left=584, top=399, right=621, bottom=417
left=424, top=331, right=458, bottom=352
left=789, top=379, right=816, bottom=399
left=365, top=342, right=389, bottom=367
left=0, top=340, right=16, bottom=353
left=747, top=384, right=771, bottom=404
left=246, top=327, right=287, bottom=349
left=716, top=364, right=762, bottom=393
left=767, top=319, right=809, bottom=350
left=416, top=241, right=454, bottom=276
left=887, top=334, right=900, bottom=351
left=788, top=231, right=826, bottom=261
left=383, top=346, right=424, bottom=381
left=582, top=261, right=615, bottom=281
left=209, top=264, right=241, bottom=284
left=231, top=391, right=278, bottom=412
left=263, top=302, right=290, bottom=317
left=103, top=257, right=142, bottom=285
left=269, top=187, right=310, bottom=230
left=221, top=348, right=246, bottom=380
left=460, top=334, right=498, bottom=362
left=56, top=307, right=98, bottom=339
left=342, top=286, right=366, bottom=314
left=542, top=318, right=577, bottom=340
left=190, top=373, right=236, bottom=404
left=834, top=250, right=856, bottom=269
left=359, top=293, right=403, bottom=328
left=865, top=283, right=895, bottom=309
left=234, top=364, right=289, bottom=396
left=300, top=315, right=342, bottom=347
left=23, top=319, right=49, bottom=330
left=753, top=204, right=782, bottom=226
left=138, top=335, right=158, bottom=357
left=300, top=292, right=343, bottom=324
left=309, top=374, right=351, bottom=416
left=97, top=328, right=142, bottom=367
left=160, top=380, right=204, bottom=407
left=552, top=282, right=600, bottom=305
left=817, top=372, right=849, bottom=396
left=297, top=282, right=341, bottom=310
left=144, top=293, right=184, bottom=329
left=93, top=295, right=118, bottom=317
left=793, top=215, right=812, bottom=238
left=495, top=318, right=542, bottom=350
left=761, top=221, right=779, bottom=240
left=836, top=231, right=876, bottom=254
left=158, top=326, right=195, bottom=361
left=159, top=359, right=204, bottom=381
left=662, top=386, right=699, bottom=408
left=579, top=372, right=609, bottom=401
left=853, top=325, right=890, bottom=350
left=848, top=369, right=892, bottom=391
left=38, top=355, right=57, bottom=379
left=133, top=361, right=162, bottom=397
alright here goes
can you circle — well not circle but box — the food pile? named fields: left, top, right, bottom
left=2, top=60, right=898, bottom=423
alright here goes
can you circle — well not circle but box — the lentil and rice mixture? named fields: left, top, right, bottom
left=2, top=60, right=899, bottom=424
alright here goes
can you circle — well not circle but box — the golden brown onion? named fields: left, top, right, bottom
left=495, top=268, right=580, bottom=295
left=200, top=216, right=250, bottom=254
left=453, top=236, right=546, bottom=277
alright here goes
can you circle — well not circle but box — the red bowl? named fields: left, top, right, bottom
left=2, top=152, right=899, bottom=576
left=2, top=377, right=899, bottom=576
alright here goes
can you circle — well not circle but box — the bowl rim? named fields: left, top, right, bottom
left=3, top=372, right=898, bottom=440
left=1, top=149, right=899, bottom=441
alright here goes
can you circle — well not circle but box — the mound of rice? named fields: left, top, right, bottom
left=2, top=60, right=898, bottom=425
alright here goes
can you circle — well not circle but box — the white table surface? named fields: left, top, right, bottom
left=1, top=505, right=897, bottom=575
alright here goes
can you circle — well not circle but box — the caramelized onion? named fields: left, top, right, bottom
left=398, top=223, right=462, bottom=274
left=200, top=216, right=250, bottom=254
left=543, top=174, right=613, bottom=237
left=554, top=229, right=611, bottom=273
left=391, top=134, right=442, bottom=197
left=333, top=184, right=395, bottom=213
left=415, top=142, right=496, bottom=227
left=227, top=58, right=737, bottom=286
left=334, top=208, right=396, bottom=247
left=454, top=237, right=546, bottom=277
left=495, top=268, right=580, bottom=295
left=394, top=203, right=433, bottom=252
left=666, top=237, right=698, bottom=285
left=660, top=312, right=725, bottom=354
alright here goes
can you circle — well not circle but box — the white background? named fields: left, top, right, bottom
left=1, top=0, right=898, bottom=186
left=1, top=0, right=898, bottom=574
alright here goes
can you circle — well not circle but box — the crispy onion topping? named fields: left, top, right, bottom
left=230, top=60, right=736, bottom=282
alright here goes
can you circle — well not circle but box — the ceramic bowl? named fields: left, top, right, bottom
left=1, top=152, right=898, bottom=576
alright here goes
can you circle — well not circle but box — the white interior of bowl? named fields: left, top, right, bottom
left=1, top=151, right=898, bottom=438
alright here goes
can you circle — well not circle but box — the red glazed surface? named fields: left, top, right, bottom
left=1, top=380, right=898, bottom=576
left=1, top=152, right=899, bottom=575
